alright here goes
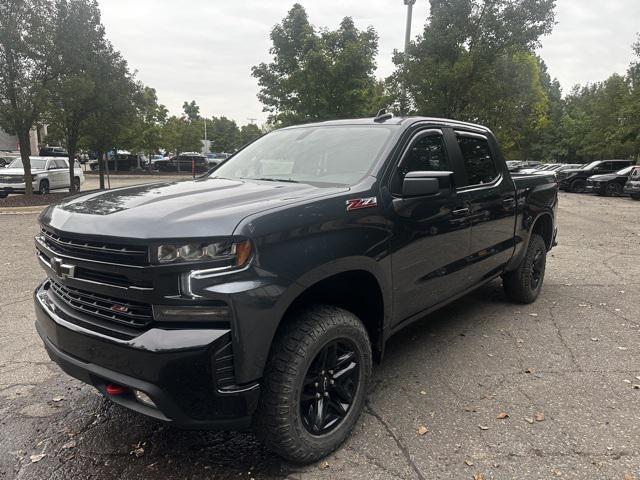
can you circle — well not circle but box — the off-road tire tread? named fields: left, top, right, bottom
left=254, top=305, right=371, bottom=463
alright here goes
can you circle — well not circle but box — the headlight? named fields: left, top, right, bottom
left=154, top=239, right=252, bottom=266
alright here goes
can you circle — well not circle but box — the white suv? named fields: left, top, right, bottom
left=0, top=156, right=85, bottom=197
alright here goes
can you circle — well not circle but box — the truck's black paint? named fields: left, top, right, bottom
left=34, top=117, right=558, bottom=428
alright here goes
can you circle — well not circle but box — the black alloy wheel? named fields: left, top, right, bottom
left=503, top=233, right=546, bottom=304
left=300, top=339, right=359, bottom=435
left=530, top=249, right=545, bottom=290
left=605, top=182, right=622, bottom=197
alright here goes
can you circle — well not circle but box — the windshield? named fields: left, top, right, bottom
left=211, top=125, right=395, bottom=186
left=9, top=158, right=47, bottom=169
left=582, top=161, right=602, bottom=170
left=616, top=166, right=634, bottom=175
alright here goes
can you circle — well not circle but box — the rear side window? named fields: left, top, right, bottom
left=401, top=133, right=449, bottom=176
left=54, top=159, right=67, bottom=169
left=457, top=135, right=498, bottom=186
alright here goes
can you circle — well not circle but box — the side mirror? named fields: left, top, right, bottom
left=402, top=171, right=455, bottom=197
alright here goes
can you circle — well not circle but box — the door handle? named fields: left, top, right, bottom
left=452, top=207, right=469, bottom=216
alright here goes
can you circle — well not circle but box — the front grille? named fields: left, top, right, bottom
left=0, top=175, right=24, bottom=184
left=40, top=228, right=148, bottom=266
left=49, top=280, right=153, bottom=328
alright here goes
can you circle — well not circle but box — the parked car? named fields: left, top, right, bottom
left=558, top=160, right=636, bottom=193
left=154, top=152, right=209, bottom=172
left=0, top=153, right=19, bottom=167
left=507, top=160, right=542, bottom=173
left=586, top=165, right=639, bottom=196
left=624, top=166, right=640, bottom=200
left=34, top=116, right=557, bottom=462
left=205, top=152, right=228, bottom=167
left=89, top=153, right=147, bottom=171
left=0, top=157, right=84, bottom=196
left=519, top=163, right=562, bottom=174
left=39, top=146, right=68, bottom=157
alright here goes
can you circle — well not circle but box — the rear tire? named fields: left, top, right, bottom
left=254, top=305, right=372, bottom=463
left=0, top=192, right=8, bottom=198
left=73, top=177, right=81, bottom=192
left=503, top=234, right=547, bottom=304
left=631, top=194, right=640, bottom=201
left=569, top=179, right=586, bottom=193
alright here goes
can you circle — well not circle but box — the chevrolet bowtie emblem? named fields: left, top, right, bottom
left=50, top=257, right=75, bottom=279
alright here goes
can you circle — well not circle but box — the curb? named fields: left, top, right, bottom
left=0, top=205, right=45, bottom=215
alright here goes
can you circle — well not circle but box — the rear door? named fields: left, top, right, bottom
left=389, top=127, right=473, bottom=324
left=451, top=131, right=517, bottom=284
left=54, top=159, right=69, bottom=188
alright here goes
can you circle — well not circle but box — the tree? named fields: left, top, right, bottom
left=239, top=123, right=262, bottom=147
left=389, top=0, right=556, bottom=158
left=209, top=116, right=240, bottom=152
left=80, top=46, right=139, bottom=188
left=0, top=0, right=54, bottom=195
left=182, top=100, right=200, bottom=121
left=161, top=116, right=202, bottom=156
left=252, top=4, right=383, bottom=125
left=47, top=0, right=111, bottom=191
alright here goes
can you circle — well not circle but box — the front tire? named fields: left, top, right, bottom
left=73, top=177, right=81, bottom=192
left=604, top=182, right=622, bottom=197
left=503, top=234, right=547, bottom=304
left=254, top=305, right=372, bottom=463
left=569, top=179, right=586, bottom=193
left=38, top=179, right=49, bottom=195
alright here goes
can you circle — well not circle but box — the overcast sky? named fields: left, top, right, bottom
left=98, top=0, right=640, bottom=125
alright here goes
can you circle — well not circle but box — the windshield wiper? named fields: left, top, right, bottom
left=244, top=177, right=300, bottom=183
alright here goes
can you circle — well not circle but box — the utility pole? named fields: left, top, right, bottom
left=402, top=0, right=416, bottom=114
left=247, top=117, right=257, bottom=125
left=204, top=118, right=208, bottom=153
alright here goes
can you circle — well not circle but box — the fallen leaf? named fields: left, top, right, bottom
left=420, top=390, right=427, bottom=395
left=496, top=412, right=509, bottom=419
left=473, top=473, right=485, bottom=480
left=525, top=368, right=533, bottom=373
left=524, top=417, right=534, bottom=424
left=623, top=473, right=634, bottom=480
left=478, top=425, right=489, bottom=430
left=52, top=396, right=64, bottom=402
left=618, top=346, right=628, bottom=351
left=30, top=454, right=46, bottom=463
left=131, top=447, right=145, bottom=458
left=319, top=461, right=330, bottom=470
left=636, top=376, right=640, bottom=381
left=552, top=468, right=562, bottom=476
left=534, top=412, right=545, bottom=422
left=579, top=303, right=587, bottom=307
left=61, top=440, right=76, bottom=450
left=623, top=379, right=632, bottom=384
left=464, top=406, right=478, bottom=413
left=516, top=338, right=524, bottom=344
left=529, top=313, right=538, bottom=317
left=633, top=385, right=640, bottom=390
left=591, top=338, right=599, bottom=342
left=417, top=425, right=428, bottom=435
left=464, top=459, right=474, bottom=466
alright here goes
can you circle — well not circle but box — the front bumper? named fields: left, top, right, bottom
left=34, top=281, right=260, bottom=429
left=0, top=180, right=34, bottom=193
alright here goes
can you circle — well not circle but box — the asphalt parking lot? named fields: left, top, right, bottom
left=1, top=190, right=639, bottom=480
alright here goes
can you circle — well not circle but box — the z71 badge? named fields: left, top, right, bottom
left=346, top=197, right=377, bottom=211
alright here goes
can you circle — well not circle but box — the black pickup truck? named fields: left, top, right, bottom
left=557, top=159, right=635, bottom=193
left=34, top=116, right=557, bottom=462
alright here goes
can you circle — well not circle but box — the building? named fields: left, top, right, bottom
left=0, top=126, right=47, bottom=155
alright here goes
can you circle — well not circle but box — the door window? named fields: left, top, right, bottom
left=456, top=135, right=498, bottom=186
left=400, top=134, right=450, bottom=176
left=54, top=159, right=67, bottom=169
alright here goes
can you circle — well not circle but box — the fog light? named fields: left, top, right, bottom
left=134, top=389, right=156, bottom=408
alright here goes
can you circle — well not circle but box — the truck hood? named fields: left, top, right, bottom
left=1, top=167, right=45, bottom=175
left=40, top=177, right=349, bottom=239
left=588, top=174, right=618, bottom=181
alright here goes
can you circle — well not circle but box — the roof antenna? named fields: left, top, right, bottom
left=374, top=109, right=393, bottom=123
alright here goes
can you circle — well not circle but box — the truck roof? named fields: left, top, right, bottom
left=279, top=116, right=491, bottom=133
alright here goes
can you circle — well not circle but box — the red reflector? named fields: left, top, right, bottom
left=106, top=384, right=127, bottom=395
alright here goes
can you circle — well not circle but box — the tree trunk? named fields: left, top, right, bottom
left=67, top=129, right=78, bottom=192
left=98, top=150, right=105, bottom=189
left=17, top=129, right=34, bottom=196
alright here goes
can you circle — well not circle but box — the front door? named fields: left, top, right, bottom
left=389, top=128, right=473, bottom=325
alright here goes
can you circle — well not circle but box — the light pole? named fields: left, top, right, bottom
left=402, top=0, right=416, bottom=114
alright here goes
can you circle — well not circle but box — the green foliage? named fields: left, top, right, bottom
left=390, top=0, right=556, bottom=159
left=252, top=4, right=384, bottom=125
left=182, top=100, right=200, bottom=121
left=161, top=116, right=202, bottom=154
left=208, top=116, right=240, bottom=152
left=239, top=123, right=262, bottom=146
left=0, top=0, right=55, bottom=194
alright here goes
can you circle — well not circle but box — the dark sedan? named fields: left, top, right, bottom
left=586, top=165, right=639, bottom=196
